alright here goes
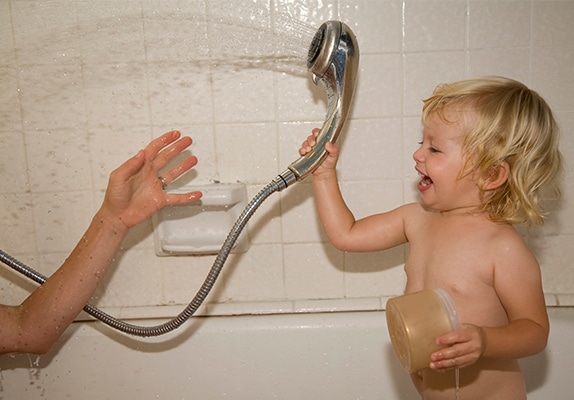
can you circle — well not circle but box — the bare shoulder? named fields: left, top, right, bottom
left=397, top=202, right=428, bottom=218
left=488, top=224, right=541, bottom=288
left=393, top=202, right=437, bottom=243
left=490, top=224, right=536, bottom=261
left=399, top=202, right=435, bottom=225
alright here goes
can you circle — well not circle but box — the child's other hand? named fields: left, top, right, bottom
left=429, top=324, right=486, bottom=371
left=298, top=128, right=340, bottom=175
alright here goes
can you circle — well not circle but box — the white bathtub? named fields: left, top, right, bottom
left=0, top=307, right=571, bottom=399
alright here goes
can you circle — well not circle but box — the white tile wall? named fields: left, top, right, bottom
left=0, top=0, right=573, bottom=316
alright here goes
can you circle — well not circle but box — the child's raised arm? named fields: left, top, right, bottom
left=300, top=129, right=410, bottom=252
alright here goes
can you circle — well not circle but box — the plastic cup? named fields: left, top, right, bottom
left=386, top=289, right=460, bottom=372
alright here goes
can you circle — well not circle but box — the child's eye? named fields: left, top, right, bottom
left=419, top=141, right=440, bottom=153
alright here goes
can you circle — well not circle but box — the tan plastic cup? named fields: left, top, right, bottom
left=386, top=289, right=460, bottom=372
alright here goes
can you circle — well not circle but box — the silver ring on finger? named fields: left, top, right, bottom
left=159, top=176, right=167, bottom=190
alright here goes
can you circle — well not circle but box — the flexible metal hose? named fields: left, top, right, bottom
left=0, top=180, right=280, bottom=337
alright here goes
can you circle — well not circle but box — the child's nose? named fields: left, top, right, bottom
left=413, top=146, right=424, bottom=163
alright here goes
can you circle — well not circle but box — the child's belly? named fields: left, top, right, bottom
left=415, top=359, right=526, bottom=400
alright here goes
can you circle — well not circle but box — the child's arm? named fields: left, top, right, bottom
left=482, top=235, right=549, bottom=356
left=300, top=129, right=409, bottom=252
left=430, top=233, right=549, bottom=370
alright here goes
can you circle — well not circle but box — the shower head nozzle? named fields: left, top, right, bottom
left=306, top=21, right=341, bottom=76
left=275, top=20, right=359, bottom=190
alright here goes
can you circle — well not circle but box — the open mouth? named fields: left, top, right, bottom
left=418, top=172, right=433, bottom=188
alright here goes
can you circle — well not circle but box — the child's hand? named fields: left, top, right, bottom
left=429, top=324, right=486, bottom=371
left=298, top=128, right=340, bottom=175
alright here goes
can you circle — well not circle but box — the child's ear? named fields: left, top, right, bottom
left=483, top=161, right=509, bottom=191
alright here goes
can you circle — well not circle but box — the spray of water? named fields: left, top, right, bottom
left=6, top=1, right=317, bottom=78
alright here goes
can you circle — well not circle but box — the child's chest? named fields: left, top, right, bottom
left=404, top=217, right=497, bottom=293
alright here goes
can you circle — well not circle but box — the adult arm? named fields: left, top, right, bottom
left=0, top=130, right=201, bottom=354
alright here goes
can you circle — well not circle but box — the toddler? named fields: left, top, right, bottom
left=299, top=76, right=563, bottom=399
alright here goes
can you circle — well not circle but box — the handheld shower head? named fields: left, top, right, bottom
left=275, top=20, right=359, bottom=190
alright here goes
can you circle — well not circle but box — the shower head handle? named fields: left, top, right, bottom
left=275, top=21, right=359, bottom=190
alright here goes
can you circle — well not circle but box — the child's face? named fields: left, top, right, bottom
left=413, top=109, right=481, bottom=213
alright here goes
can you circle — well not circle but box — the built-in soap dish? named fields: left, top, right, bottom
left=152, top=182, right=249, bottom=256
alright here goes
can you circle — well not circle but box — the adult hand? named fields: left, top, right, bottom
left=101, top=130, right=202, bottom=230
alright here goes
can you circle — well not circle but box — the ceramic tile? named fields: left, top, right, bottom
left=403, top=51, right=466, bottom=116
left=352, top=53, right=402, bottom=118
left=532, top=46, right=574, bottom=111
left=340, top=180, right=404, bottom=221
left=284, top=242, right=345, bottom=299
left=276, top=71, right=326, bottom=123
left=341, top=0, right=403, bottom=54
left=11, top=0, right=81, bottom=65
left=207, top=0, right=272, bottom=29
left=159, top=250, right=218, bottom=305
left=32, top=190, right=94, bottom=254
left=468, top=48, right=530, bottom=84
left=339, top=118, right=403, bottom=181
left=215, top=122, right=279, bottom=183
left=345, top=247, right=407, bottom=298
left=83, top=63, right=150, bottom=130
left=537, top=234, right=574, bottom=295
left=0, top=131, right=29, bottom=193
left=219, top=243, right=285, bottom=302
left=0, top=2, right=15, bottom=66
left=245, top=184, right=283, bottom=245
left=532, top=1, right=574, bottom=47
left=93, top=248, right=163, bottom=308
left=141, top=0, right=209, bottom=63
left=280, top=182, right=328, bottom=244
left=0, top=67, right=21, bottom=133
left=147, top=63, right=214, bottom=126
left=404, top=0, right=467, bottom=52
left=76, top=0, right=145, bottom=64
left=25, top=129, right=92, bottom=193
left=273, top=0, right=337, bottom=28
left=211, top=68, right=277, bottom=124
left=0, top=193, right=35, bottom=254
left=19, top=65, right=86, bottom=131
left=469, top=1, right=530, bottom=49
left=550, top=111, right=574, bottom=235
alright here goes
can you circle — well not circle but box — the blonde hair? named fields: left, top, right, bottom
left=422, top=76, right=563, bottom=225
